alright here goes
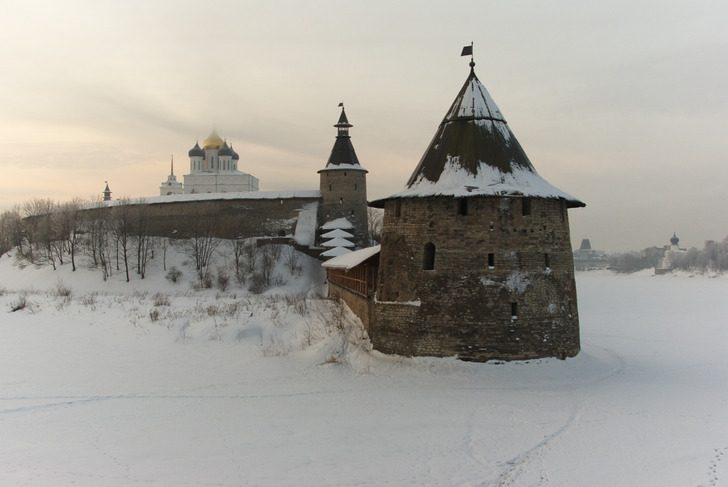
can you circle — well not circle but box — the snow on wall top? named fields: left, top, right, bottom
left=321, top=217, right=354, bottom=230
left=322, top=245, right=381, bottom=270
left=96, top=190, right=321, bottom=208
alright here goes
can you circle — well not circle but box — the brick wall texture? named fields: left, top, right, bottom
left=371, top=195, right=580, bottom=362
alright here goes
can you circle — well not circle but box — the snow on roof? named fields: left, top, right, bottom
left=320, top=228, right=354, bottom=239
left=447, top=74, right=506, bottom=124
left=293, top=202, right=319, bottom=247
left=321, top=217, right=354, bottom=230
left=95, top=190, right=321, bottom=208
left=320, top=246, right=353, bottom=258
left=369, top=67, right=584, bottom=209
left=321, top=237, right=355, bottom=248
left=381, top=157, right=582, bottom=203
left=319, top=163, right=368, bottom=172
left=322, top=245, right=381, bottom=270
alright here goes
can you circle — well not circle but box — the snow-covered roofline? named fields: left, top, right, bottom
left=92, top=190, right=321, bottom=209
left=371, top=158, right=584, bottom=208
left=322, top=245, right=381, bottom=270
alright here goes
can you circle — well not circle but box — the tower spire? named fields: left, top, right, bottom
left=170, top=154, right=174, bottom=176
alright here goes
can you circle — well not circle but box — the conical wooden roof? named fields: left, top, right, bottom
left=371, top=65, right=584, bottom=208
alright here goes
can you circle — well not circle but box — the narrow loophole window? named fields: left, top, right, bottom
left=423, top=242, right=436, bottom=270
left=511, top=302, right=518, bottom=319
left=394, top=200, right=402, bottom=217
left=544, top=253, right=550, bottom=268
left=488, top=253, right=495, bottom=268
left=339, top=197, right=343, bottom=206
left=522, top=198, right=531, bottom=216
left=457, top=198, right=468, bottom=216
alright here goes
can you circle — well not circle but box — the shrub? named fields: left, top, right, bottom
left=149, top=308, right=160, bottom=321
left=9, top=294, right=27, bottom=312
left=153, top=293, right=170, bottom=307
left=248, top=273, right=268, bottom=294
left=165, top=266, right=182, bottom=283
left=54, top=281, right=72, bottom=299
left=216, top=269, right=230, bottom=292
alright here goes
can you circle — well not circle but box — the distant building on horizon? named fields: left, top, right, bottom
left=655, top=233, right=686, bottom=275
left=573, top=238, right=608, bottom=271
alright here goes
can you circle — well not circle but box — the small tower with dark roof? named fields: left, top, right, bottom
left=103, top=182, right=112, bottom=201
left=160, top=155, right=184, bottom=195
left=369, top=54, right=584, bottom=362
left=317, top=104, right=369, bottom=248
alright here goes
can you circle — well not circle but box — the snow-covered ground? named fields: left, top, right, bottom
left=0, top=249, right=727, bottom=486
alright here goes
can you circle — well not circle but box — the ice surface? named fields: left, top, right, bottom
left=1, top=250, right=727, bottom=487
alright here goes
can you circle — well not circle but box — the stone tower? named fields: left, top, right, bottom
left=318, top=105, right=369, bottom=247
left=370, top=60, right=585, bottom=362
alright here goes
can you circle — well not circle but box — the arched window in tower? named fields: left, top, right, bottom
left=339, top=197, right=343, bottom=206
left=423, top=242, right=436, bottom=270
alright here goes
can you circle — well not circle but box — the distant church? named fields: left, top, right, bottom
left=160, top=130, right=259, bottom=195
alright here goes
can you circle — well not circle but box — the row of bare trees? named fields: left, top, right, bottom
left=0, top=197, right=306, bottom=290
left=0, top=197, right=169, bottom=282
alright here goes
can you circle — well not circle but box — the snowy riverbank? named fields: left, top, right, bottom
left=0, top=253, right=727, bottom=486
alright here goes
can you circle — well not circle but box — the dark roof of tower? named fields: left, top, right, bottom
left=371, top=65, right=584, bottom=208
left=231, top=145, right=239, bottom=160
left=670, top=233, right=679, bottom=246
left=319, top=107, right=367, bottom=173
left=188, top=142, right=204, bottom=158
left=218, top=141, right=233, bottom=157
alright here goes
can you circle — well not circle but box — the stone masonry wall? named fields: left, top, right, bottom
left=82, top=197, right=320, bottom=240
left=318, top=170, right=369, bottom=247
left=371, top=196, right=580, bottom=362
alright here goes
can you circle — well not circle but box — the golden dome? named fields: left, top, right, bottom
left=202, top=130, right=224, bottom=150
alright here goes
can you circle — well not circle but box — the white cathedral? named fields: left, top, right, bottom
left=160, top=130, right=259, bottom=195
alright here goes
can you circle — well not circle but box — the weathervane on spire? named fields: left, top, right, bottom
left=461, top=42, right=475, bottom=69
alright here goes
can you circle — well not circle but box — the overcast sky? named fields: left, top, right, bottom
left=1, top=0, right=726, bottom=251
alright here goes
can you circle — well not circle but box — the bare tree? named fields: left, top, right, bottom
left=367, top=206, right=384, bottom=245
left=0, top=207, right=23, bottom=256
left=111, top=198, right=133, bottom=282
left=21, top=198, right=57, bottom=268
left=186, top=211, right=221, bottom=285
left=56, top=199, right=83, bottom=271
left=132, top=200, right=154, bottom=279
